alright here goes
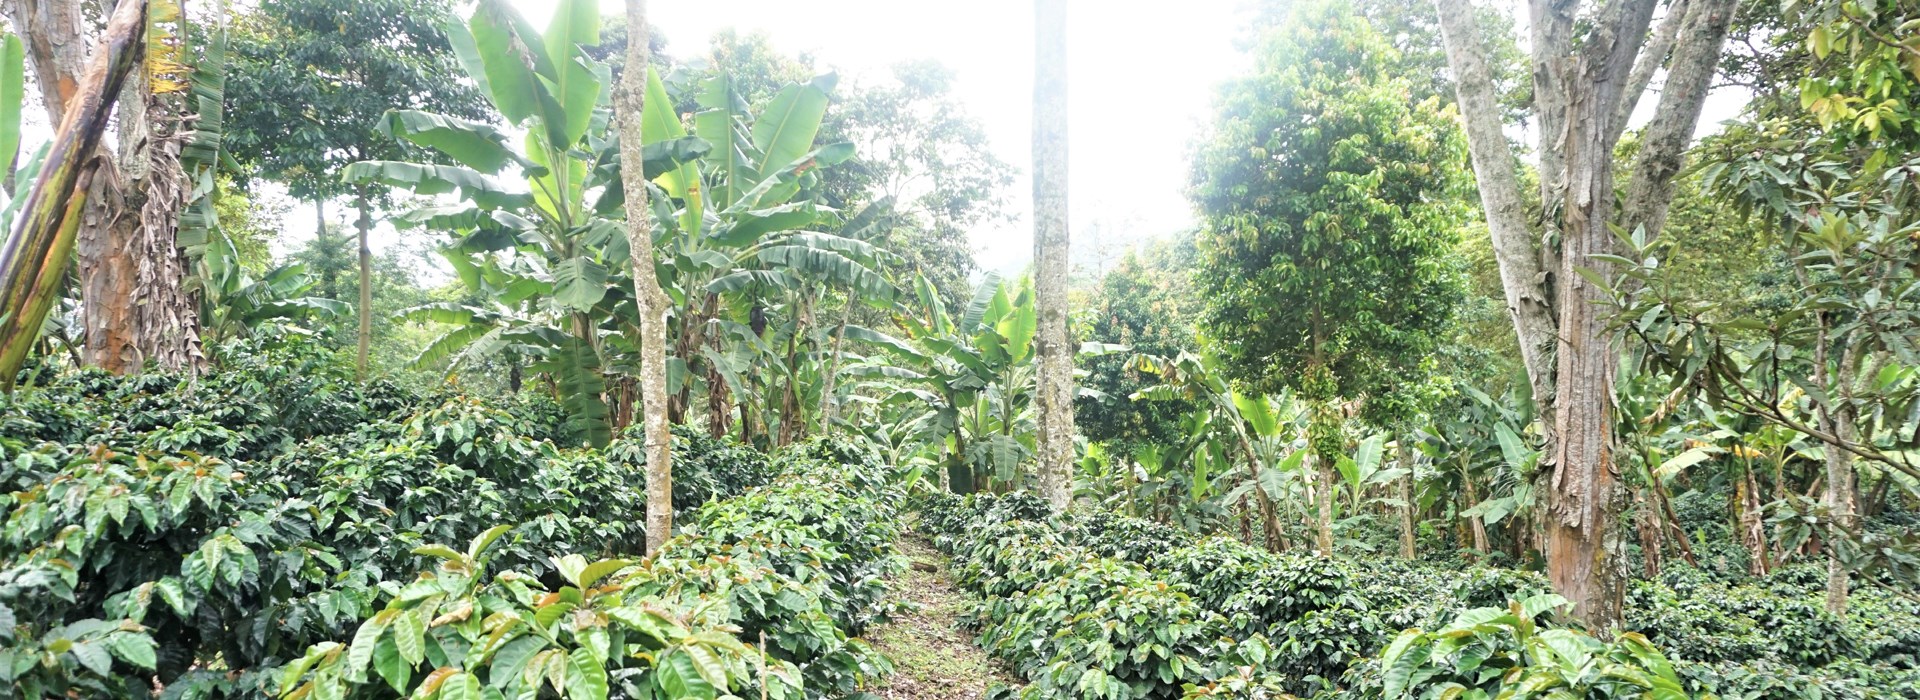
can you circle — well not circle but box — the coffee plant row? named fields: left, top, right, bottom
left=918, top=494, right=1920, bottom=699
left=0, top=338, right=903, bottom=698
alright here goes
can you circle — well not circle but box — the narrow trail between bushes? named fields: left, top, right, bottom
left=867, top=533, right=1020, bottom=699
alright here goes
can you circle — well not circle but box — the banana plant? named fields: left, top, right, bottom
left=1131, top=349, right=1310, bottom=550
left=843, top=273, right=1050, bottom=493
left=197, top=259, right=348, bottom=347
left=345, top=0, right=709, bottom=446
left=358, top=2, right=878, bottom=447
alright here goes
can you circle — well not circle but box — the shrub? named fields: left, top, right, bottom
left=1376, top=595, right=1696, bottom=699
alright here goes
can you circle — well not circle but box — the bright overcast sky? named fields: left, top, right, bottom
left=510, top=0, right=1256, bottom=276
left=10, top=0, right=1751, bottom=276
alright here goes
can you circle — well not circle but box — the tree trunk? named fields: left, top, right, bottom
left=13, top=0, right=203, bottom=377
left=4, top=0, right=89, bottom=120
left=1031, top=0, right=1074, bottom=511
left=1434, top=0, right=1736, bottom=632
left=354, top=191, right=372, bottom=379
left=0, top=0, right=146, bottom=387
left=1636, top=488, right=1663, bottom=578
left=1462, top=467, right=1489, bottom=554
left=615, top=0, right=673, bottom=554
left=1824, top=404, right=1856, bottom=614
left=81, top=5, right=203, bottom=376
left=1397, top=439, right=1417, bottom=559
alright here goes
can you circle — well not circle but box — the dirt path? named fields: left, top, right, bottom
left=866, top=535, right=1020, bottom=699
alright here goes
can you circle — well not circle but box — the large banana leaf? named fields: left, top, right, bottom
left=753, top=75, right=835, bottom=175
left=693, top=74, right=758, bottom=211
left=551, top=256, right=608, bottom=310
left=642, top=67, right=701, bottom=236
left=379, top=110, right=537, bottom=175
left=539, top=0, right=599, bottom=146
left=548, top=335, right=612, bottom=448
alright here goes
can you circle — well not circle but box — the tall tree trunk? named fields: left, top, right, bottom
left=1031, top=0, right=1074, bottom=511
left=354, top=190, right=371, bottom=379
left=1397, top=439, right=1417, bottom=559
left=82, top=2, right=202, bottom=375
left=1823, top=399, right=1856, bottom=614
left=1434, top=0, right=1736, bottom=632
left=615, top=0, right=673, bottom=553
left=1462, top=465, right=1489, bottom=554
left=1307, top=397, right=1340, bottom=555
left=1636, top=487, right=1663, bottom=578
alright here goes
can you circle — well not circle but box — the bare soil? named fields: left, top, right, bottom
left=864, top=535, right=1021, bottom=700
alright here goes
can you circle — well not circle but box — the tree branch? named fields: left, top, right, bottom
left=1435, top=0, right=1560, bottom=420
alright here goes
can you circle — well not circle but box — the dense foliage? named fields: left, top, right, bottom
left=919, top=492, right=1920, bottom=699
left=0, top=338, right=897, bottom=698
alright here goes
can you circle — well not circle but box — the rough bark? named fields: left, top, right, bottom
left=355, top=191, right=371, bottom=379
left=1437, top=0, right=1736, bottom=633
left=3, top=0, right=89, bottom=121
left=1824, top=406, right=1855, bottom=613
left=1620, top=0, right=1739, bottom=239
left=78, top=1, right=202, bottom=375
left=0, top=0, right=144, bottom=388
left=1462, top=467, right=1489, bottom=554
left=1031, top=0, right=1073, bottom=511
left=15, top=0, right=203, bottom=376
left=1636, top=488, right=1662, bottom=577
left=614, top=0, right=673, bottom=554
left=1433, top=0, right=1558, bottom=412
left=1612, top=0, right=1691, bottom=141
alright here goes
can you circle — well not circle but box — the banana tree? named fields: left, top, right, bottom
left=1130, top=349, right=1310, bottom=551
left=198, top=258, right=348, bottom=347
left=842, top=273, right=1049, bottom=493
left=645, top=71, right=896, bottom=445
left=344, top=0, right=716, bottom=446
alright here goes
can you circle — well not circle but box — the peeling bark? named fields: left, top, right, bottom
left=1436, top=0, right=1737, bottom=632
left=14, top=0, right=203, bottom=376
left=1398, top=439, right=1417, bottom=559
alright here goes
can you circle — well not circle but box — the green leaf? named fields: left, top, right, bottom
left=1233, top=392, right=1278, bottom=438
left=68, top=641, right=110, bottom=676
left=1654, top=445, right=1722, bottom=480
left=106, top=633, right=156, bottom=670
left=345, top=614, right=392, bottom=681
left=565, top=647, right=608, bottom=700
left=693, top=74, right=758, bottom=210
left=412, top=544, right=465, bottom=562
left=468, top=0, right=561, bottom=128
left=374, top=633, right=412, bottom=693
left=997, top=291, right=1037, bottom=363
left=488, top=636, right=545, bottom=689
left=0, top=32, right=23, bottom=177
left=380, top=110, right=533, bottom=175
left=752, top=77, right=834, bottom=176
left=657, top=649, right=717, bottom=700
left=575, top=559, right=630, bottom=589
left=468, top=524, right=515, bottom=561
left=396, top=610, right=428, bottom=665
left=552, top=256, right=609, bottom=310
left=540, top=0, right=600, bottom=146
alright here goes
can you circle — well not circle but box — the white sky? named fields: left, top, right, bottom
left=11, top=0, right=1751, bottom=278
left=511, top=0, right=1256, bottom=276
